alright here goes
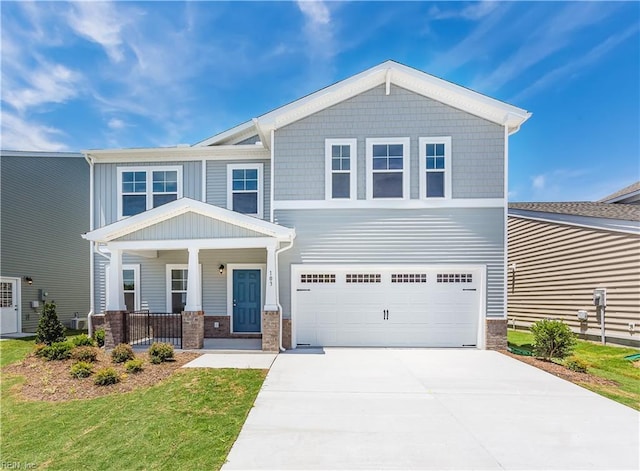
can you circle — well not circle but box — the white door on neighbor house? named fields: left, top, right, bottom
left=0, top=278, right=19, bottom=334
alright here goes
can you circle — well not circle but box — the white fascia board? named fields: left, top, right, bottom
left=508, top=210, right=640, bottom=235
left=84, top=198, right=296, bottom=242
left=84, top=144, right=268, bottom=163
left=109, top=237, right=280, bottom=251
left=1, top=150, right=84, bottom=158
left=602, top=189, right=640, bottom=204
left=193, top=120, right=257, bottom=147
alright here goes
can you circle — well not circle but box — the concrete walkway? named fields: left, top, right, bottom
left=183, top=353, right=276, bottom=369
left=223, top=348, right=639, bottom=470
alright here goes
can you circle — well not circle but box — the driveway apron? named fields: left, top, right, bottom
left=223, top=348, right=639, bottom=470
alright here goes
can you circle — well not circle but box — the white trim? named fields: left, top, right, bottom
left=273, top=198, right=506, bottom=210
left=84, top=144, right=269, bottom=163
left=419, top=137, right=452, bottom=200
left=226, top=163, right=264, bottom=219
left=108, top=237, right=279, bottom=252
left=503, top=125, right=509, bottom=320
left=365, top=138, right=410, bottom=200
left=84, top=198, right=295, bottom=242
left=165, top=264, right=202, bottom=313
left=325, top=139, right=357, bottom=201
left=270, top=129, right=275, bottom=223
left=508, top=212, right=640, bottom=235
left=116, top=165, right=183, bottom=220
left=201, top=159, right=207, bottom=203
left=290, top=264, right=486, bottom=350
left=106, top=264, right=141, bottom=312
left=227, top=263, right=266, bottom=334
left=0, top=276, right=21, bottom=334
left=194, top=120, right=256, bottom=147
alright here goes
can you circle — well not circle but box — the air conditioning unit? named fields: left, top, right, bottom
left=71, top=318, right=87, bottom=330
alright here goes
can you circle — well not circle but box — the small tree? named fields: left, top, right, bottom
left=530, top=319, right=576, bottom=361
left=35, top=301, right=66, bottom=345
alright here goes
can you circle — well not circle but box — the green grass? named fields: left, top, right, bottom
left=508, top=329, right=640, bottom=410
left=1, top=335, right=266, bottom=470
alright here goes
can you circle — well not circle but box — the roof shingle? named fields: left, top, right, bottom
left=508, top=202, right=640, bottom=222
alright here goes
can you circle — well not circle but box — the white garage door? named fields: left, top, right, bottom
left=293, top=265, right=483, bottom=348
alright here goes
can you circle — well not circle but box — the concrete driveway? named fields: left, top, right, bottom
left=223, top=349, right=639, bottom=470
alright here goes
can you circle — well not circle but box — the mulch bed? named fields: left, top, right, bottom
left=500, top=350, right=618, bottom=386
left=3, top=349, right=200, bottom=402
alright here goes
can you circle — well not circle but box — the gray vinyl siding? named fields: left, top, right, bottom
left=274, top=84, right=504, bottom=201
left=236, top=135, right=260, bottom=145
left=205, top=159, right=271, bottom=221
left=94, top=161, right=201, bottom=227
left=1, top=154, right=89, bottom=331
left=114, top=212, right=266, bottom=241
left=274, top=208, right=505, bottom=319
left=94, top=248, right=266, bottom=314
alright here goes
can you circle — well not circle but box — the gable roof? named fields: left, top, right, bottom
left=83, top=198, right=295, bottom=243
left=195, top=60, right=531, bottom=148
left=509, top=202, right=640, bottom=222
left=598, top=181, right=640, bottom=203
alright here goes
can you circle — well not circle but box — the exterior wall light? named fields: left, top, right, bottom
left=24, top=276, right=33, bottom=285
left=219, top=264, right=225, bottom=275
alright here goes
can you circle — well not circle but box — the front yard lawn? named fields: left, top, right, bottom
left=507, top=329, right=640, bottom=410
left=0, top=337, right=266, bottom=470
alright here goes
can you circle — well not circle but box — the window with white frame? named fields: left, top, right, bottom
left=227, top=163, right=263, bottom=218
left=325, top=139, right=357, bottom=200
left=117, top=166, right=182, bottom=218
left=366, top=138, right=410, bottom=199
left=168, top=266, right=188, bottom=314
left=419, top=137, right=451, bottom=199
left=105, top=264, right=140, bottom=312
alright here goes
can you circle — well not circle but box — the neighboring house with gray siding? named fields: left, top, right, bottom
left=1, top=150, right=90, bottom=334
left=508, top=183, right=640, bottom=347
left=83, top=61, right=531, bottom=350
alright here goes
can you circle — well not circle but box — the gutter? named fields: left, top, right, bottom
left=84, top=153, right=95, bottom=336
left=275, top=236, right=295, bottom=352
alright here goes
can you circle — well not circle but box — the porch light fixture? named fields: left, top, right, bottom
left=24, top=276, right=33, bottom=285
left=219, top=264, right=225, bottom=274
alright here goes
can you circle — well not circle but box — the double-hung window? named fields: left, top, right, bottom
left=117, top=166, right=182, bottom=218
left=325, top=139, right=357, bottom=200
left=105, top=264, right=140, bottom=312
left=227, top=163, right=263, bottom=218
left=419, top=137, right=451, bottom=199
left=366, top=138, right=410, bottom=199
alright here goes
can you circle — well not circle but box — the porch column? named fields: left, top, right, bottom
left=106, top=248, right=125, bottom=311
left=264, top=242, right=278, bottom=312
left=185, top=247, right=202, bottom=312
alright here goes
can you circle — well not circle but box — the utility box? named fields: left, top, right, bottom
left=577, top=310, right=588, bottom=321
left=593, top=288, right=607, bottom=307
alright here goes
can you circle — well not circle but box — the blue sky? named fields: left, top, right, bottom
left=1, top=1, right=638, bottom=202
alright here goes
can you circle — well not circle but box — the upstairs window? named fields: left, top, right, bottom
left=325, top=139, right=357, bottom=200
left=117, top=166, right=182, bottom=218
left=366, top=138, right=410, bottom=199
left=419, top=137, right=451, bottom=199
left=227, top=163, right=263, bottom=218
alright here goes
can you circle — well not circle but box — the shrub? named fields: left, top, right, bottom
left=125, top=358, right=144, bottom=374
left=72, top=334, right=96, bottom=347
left=71, top=346, right=99, bottom=363
left=565, top=357, right=588, bottom=373
left=94, top=367, right=120, bottom=386
left=70, top=361, right=93, bottom=379
left=40, top=341, right=73, bottom=361
left=35, top=302, right=66, bottom=345
left=111, top=343, right=135, bottom=363
left=530, top=319, right=576, bottom=361
left=33, top=343, right=47, bottom=357
left=149, top=342, right=174, bottom=364
left=93, top=329, right=105, bottom=348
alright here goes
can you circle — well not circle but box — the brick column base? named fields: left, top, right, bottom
left=182, top=311, right=204, bottom=349
left=262, top=311, right=280, bottom=352
left=486, top=318, right=508, bottom=350
left=104, top=311, right=127, bottom=349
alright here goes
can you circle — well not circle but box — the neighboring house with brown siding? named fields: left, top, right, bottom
left=507, top=183, right=640, bottom=347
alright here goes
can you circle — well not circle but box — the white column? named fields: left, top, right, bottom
left=106, top=248, right=125, bottom=311
left=264, top=243, right=278, bottom=312
left=185, top=247, right=202, bottom=312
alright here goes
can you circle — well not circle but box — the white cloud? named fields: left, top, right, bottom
left=296, top=0, right=336, bottom=62
left=430, top=1, right=499, bottom=21
left=532, top=175, right=546, bottom=190
left=107, top=118, right=126, bottom=130
left=297, top=0, right=330, bottom=25
left=1, top=112, right=68, bottom=151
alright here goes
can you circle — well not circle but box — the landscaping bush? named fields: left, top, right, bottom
left=35, top=302, right=66, bottom=345
left=70, top=361, right=93, bottom=379
left=72, top=334, right=97, bottom=347
left=530, top=319, right=576, bottom=361
left=40, top=341, right=73, bottom=361
left=565, top=357, right=588, bottom=373
left=125, top=358, right=144, bottom=374
left=149, top=342, right=174, bottom=364
left=71, top=346, right=99, bottom=363
left=33, top=343, right=47, bottom=357
left=94, top=367, right=120, bottom=386
left=111, top=343, right=135, bottom=363
left=93, top=328, right=105, bottom=347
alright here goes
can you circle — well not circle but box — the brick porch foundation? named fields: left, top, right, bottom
left=486, top=318, right=508, bottom=350
left=182, top=311, right=204, bottom=349
left=262, top=311, right=280, bottom=352
left=103, top=311, right=126, bottom=349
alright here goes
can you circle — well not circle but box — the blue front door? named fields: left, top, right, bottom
left=232, top=269, right=261, bottom=333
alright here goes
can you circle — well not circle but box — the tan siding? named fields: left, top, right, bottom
left=507, top=216, right=640, bottom=345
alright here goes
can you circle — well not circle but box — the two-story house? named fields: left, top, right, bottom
left=83, top=61, right=531, bottom=351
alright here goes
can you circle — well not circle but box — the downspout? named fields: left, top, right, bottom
left=275, top=236, right=295, bottom=352
left=84, top=153, right=95, bottom=336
